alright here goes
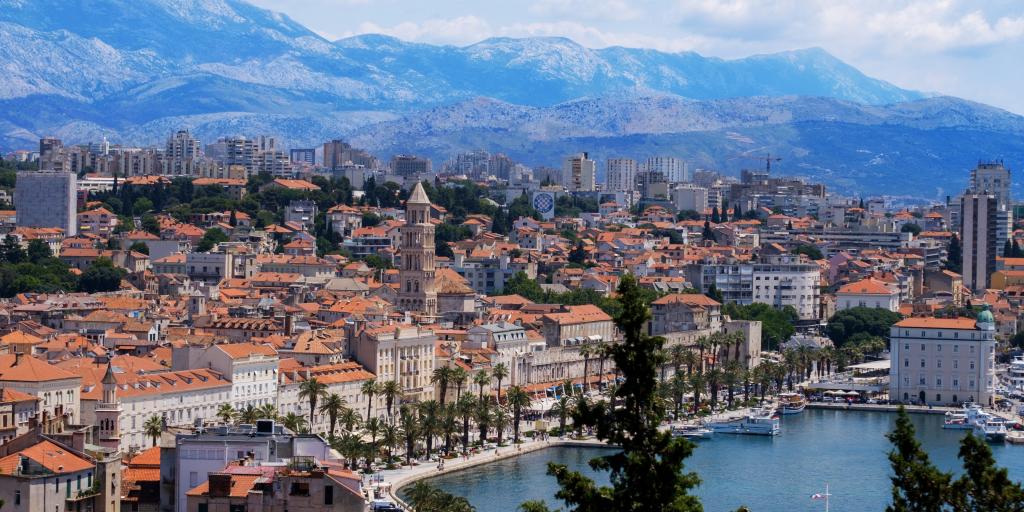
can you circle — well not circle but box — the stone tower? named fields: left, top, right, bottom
left=95, top=363, right=123, bottom=451
left=398, top=182, right=437, bottom=317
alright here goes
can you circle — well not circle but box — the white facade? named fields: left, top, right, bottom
left=672, top=184, right=709, bottom=212
left=605, top=158, right=637, bottom=192
left=889, top=315, right=997, bottom=406
left=562, top=153, right=596, bottom=192
left=644, top=156, right=687, bottom=183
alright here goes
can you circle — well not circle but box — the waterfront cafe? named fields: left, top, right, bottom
left=806, top=358, right=890, bottom=398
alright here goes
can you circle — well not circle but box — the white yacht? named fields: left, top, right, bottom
left=671, top=424, right=714, bottom=440
left=707, top=406, right=780, bottom=436
left=943, top=404, right=984, bottom=430
left=1010, top=356, right=1024, bottom=391
left=973, top=417, right=1009, bottom=443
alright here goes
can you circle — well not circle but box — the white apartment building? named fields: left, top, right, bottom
left=672, top=184, right=709, bottom=213
left=171, top=343, right=279, bottom=409
left=691, top=253, right=822, bottom=321
left=644, top=156, right=688, bottom=183
left=465, top=323, right=530, bottom=385
left=605, top=158, right=637, bottom=192
left=562, top=153, right=596, bottom=192
left=970, top=161, right=1011, bottom=207
left=889, top=312, right=997, bottom=406
left=0, top=354, right=82, bottom=428
left=350, top=325, right=436, bottom=402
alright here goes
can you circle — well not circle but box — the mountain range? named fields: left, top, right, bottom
left=1, top=0, right=1022, bottom=198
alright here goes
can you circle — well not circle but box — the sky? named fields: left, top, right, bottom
left=250, top=0, right=1024, bottom=113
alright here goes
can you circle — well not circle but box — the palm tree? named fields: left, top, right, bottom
left=551, top=395, right=570, bottom=436
left=723, top=361, right=742, bottom=408
left=450, top=366, right=469, bottom=402
left=688, top=371, right=706, bottom=412
left=379, top=380, right=401, bottom=422
left=361, top=379, right=378, bottom=421
left=505, top=385, right=531, bottom=444
left=755, top=364, right=773, bottom=403
left=782, top=348, right=798, bottom=391
left=475, top=398, right=492, bottom=444
left=339, top=406, right=361, bottom=433
left=456, top=394, right=476, bottom=454
left=418, top=400, right=441, bottom=456
left=595, top=341, right=610, bottom=389
left=238, top=405, right=259, bottom=425
left=493, top=405, right=510, bottom=445
left=216, top=403, right=236, bottom=424
left=144, top=416, right=162, bottom=447
left=670, top=372, right=689, bottom=419
left=669, top=344, right=687, bottom=377
left=492, top=363, right=509, bottom=405
left=432, top=366, right=454, bottom=406
left=333, top=432, right=364, bottom=469
left=381, top=423, right=401, bottom=464
left=363, top=417, right=383, bottom=472
left=319, top=393, right=346, bottom=439
left=440, top=405, right=460, bottom=455
left=473, top=369, right=490, bottom=402
left=580, top=344, right=593, bottom=390
left=706, top=368, right=722, bottom=408
left=406, top=481, right=438, bottom=510
left=281, top=412, right=307, bottom=434
left=256, top=403, right=277, bottom=421
left=399, top=404, right=418, bottom=465
left=298, top=377, right=328, bottom=429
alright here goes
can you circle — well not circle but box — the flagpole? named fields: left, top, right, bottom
left=825, top=483, right=830, bottom=512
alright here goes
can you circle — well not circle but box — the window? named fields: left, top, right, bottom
left=920, top=359, right=925, bottom=368
left=919, top=376, right=926, bottom=385
left=937, top=360, right=942, bottom=368
left=954, top=345, right=959, bottom=353
left=14, top=490, right=19, bottom=505
left=904, top=359, right=909, bottom=367
left=190, top=472, right=199, bottom=487
left=953, top=379, right=959, bottom=387
left=921, top=343, right=926, bottom=350
left=936, top=378, right=942, bottom=386
left=290, top=482, right=310, bottom=496
left=904, top=343, right=910, bottom=351
left=970, top=361, right=975, bottom=370
left=198, top=504, right=208, bottom=512
left=954, top=360, right=958, bottom=369
left=937, top=344, right=942, bottom=351
left=970, top=380, right=976, bottom=388
left=325, top=485, right=334, bottom=505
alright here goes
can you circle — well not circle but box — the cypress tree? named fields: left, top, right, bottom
left=886, top=407, right=951, bottom=512
left=946, top=234, right=963, bottom=273
left=711, top=207, right=720, bottom=223
left=949, top=433, right=1024, bottom=511
left=524, top=274, right=703, bottom=512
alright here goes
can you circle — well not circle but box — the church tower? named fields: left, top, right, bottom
left=398, top=182, right=438, bottom=317
left=95, top=363, right=123, bottom=451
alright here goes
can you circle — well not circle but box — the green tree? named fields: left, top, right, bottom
left=144, top=416, right=163, bottom=447
left=1, top=235, right=25, bottom=264
left=195, top=228, right=229, bottom=252
left=128, top=241, right=150, bottom=255
left=506, top=385, right=531, bottom=443
left=492, top=363, right=509, bottom=405
left=949, top=433, right=1024, bottom=511
left=141, top=213, right=160, bottom=235
left=78, top=257, right=126, bottom=293
left=722, top=303, right=798, bottom=350
left=886, top=407, right=950, bottom=512
left=946, top=234, right=962, bottom=273
left=361, top=379, right=378, bottom=421
left=298, top=377, right=328, bottom=429
left=379, top=380, right=402, bottom=422
left=791, top=244, right=824, bottom=260
left=281, top=413, right=308, bottom=434
left=525, top=274, right=702, bottom=511
left=217, top=404, right=236, bottom=424
left=26, top=239, right=52, bottom=263
left=901, top=223, right=922, bottom=235
left=825, top=307, right=903, bottom=348
left=319, top=393, right=346, bottom=439
left=500, top=271, right=545, bottom=302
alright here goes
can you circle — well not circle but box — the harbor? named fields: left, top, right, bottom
left=417, top=408, right=1024, bottom=512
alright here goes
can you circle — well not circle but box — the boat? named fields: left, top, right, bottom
left=777, top=393, right=807, bottom=415
left=671, top=424, right=714, bottom=440
left=1007, top=431, right=1024, bottom=445
left=973, top=417, right=1008, bottom=443
left=943, top=404, right=985, bottom=430
left=707, top=406, right=780, bottom=436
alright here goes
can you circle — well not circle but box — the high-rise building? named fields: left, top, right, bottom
left=390, top=155, right=432, bottom=177
left=645, top=156, right=687, bottom=183
left=322, top=139, right=378, bottom=170
left=671, top=184, right=709, bottom=212
left=15, top=171, right=78, bottom=236
left=606, top=158, right=637, bottom=192
left=562, top=153, right=596, bottom=192
left=38, top=137, right=67, bottom=171
left=960, top=193, right=999, bottom=291
left=290, top=148, right=315, bottom=165
left=166, top=130, right=202, bottom=160
left=398, top=182, right=438, bottom=316
left=970, top=161, right=1011, bottom=208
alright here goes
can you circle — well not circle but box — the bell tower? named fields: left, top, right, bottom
left=398, top=182, right=438, bottom=318
left=95, top=363, right=123, bottom=451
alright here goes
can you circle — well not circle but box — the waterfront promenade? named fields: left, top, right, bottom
left=380, top=436, right=609, bottom=509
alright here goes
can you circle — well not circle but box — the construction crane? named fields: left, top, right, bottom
left=731, top=153, right=782, bottom=173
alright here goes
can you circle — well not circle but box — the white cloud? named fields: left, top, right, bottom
left=529, top=0, right=644, bottom=21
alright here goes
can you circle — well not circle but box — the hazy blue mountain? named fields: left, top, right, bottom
left=0, top=0, right=1021, bottom=197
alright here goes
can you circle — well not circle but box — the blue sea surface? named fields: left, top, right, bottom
left=419, top=409, right=1024, bottom=512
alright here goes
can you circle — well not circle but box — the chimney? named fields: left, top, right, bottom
left=13, top=352, right=21, bottom=366
left=285, top=314, right=294, bottom=336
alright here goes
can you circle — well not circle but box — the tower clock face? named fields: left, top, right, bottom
left=533, top=193, right=554, bottom=213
